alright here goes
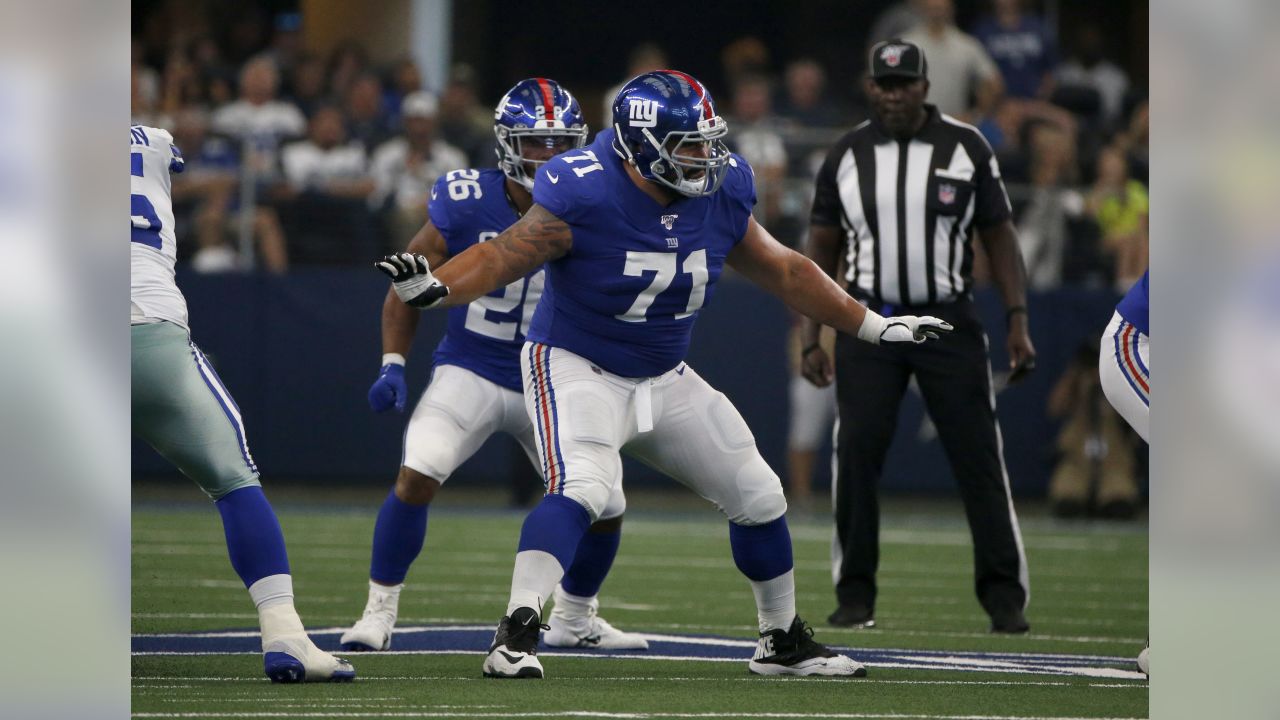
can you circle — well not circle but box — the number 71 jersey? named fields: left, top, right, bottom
left=429, top=168, right=545, bottom=392
left=527, top=127, right=757, bottom=378
left=131, top=125, right=188, bottom=329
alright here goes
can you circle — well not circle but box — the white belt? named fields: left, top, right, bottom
left=635, top=380, right=654, bottom=433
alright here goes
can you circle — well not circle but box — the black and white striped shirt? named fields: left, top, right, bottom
left=810, top=105, right=1012, bottom=306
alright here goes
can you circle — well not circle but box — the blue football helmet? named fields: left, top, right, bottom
left=494, top=78, right=588, bottom=191
left=611, top=70, right=731, bottom=197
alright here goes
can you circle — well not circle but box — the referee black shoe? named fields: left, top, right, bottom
left=989, top=608, right=1030, bottom=634
left=482, top=607, right=546, bottom=678
left=748, top=617, right=867, bottom=677
left=827, top=604, right=876, bottom=629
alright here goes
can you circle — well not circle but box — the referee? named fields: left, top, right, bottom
left=802, top=40, right=1036, bottom=633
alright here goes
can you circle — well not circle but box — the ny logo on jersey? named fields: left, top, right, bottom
left=660, top=214, right=678, bottom=230
left=880, top=44, right=908, bottom=67
left=666, top=237, right=679, bottom=249
left=629, top=98, right=660, bottom=128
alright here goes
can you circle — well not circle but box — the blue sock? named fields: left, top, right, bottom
left=370, top=490, right=429, bottom=585
left=560, top=524, right=621, bottom=598
left=729, top=516, right=794, bottom=582
left=517, top=494, right=591, bottom=570
left=215, top=486, right=291, bottom=588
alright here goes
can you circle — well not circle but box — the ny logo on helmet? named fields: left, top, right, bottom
left=628, top=98, right=660, bottom=128
left=880, top=44, right=908, bottom=67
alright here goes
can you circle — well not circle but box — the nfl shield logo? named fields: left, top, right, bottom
left=938, top=183, right=956, bottom=205
left=880, top=45, right=907, bottom=67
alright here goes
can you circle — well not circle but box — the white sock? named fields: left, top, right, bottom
left=551, top=584, right=597, bottom=626
left=505, top=549, right=565, bottom=617
left=367, top=580, right=403, bottom=615
left=248, top=573, right=294, bottom=610
left=750, top=569, right=797, bottom=633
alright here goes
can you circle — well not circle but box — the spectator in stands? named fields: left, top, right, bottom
left=1056, top=24, right=1130, bottom=129
left=727, top=75, right=788, bottom=227
left=603, top=43, right=668, bottom=127
left=211, top=57, right=307, bottom=194
left=263, top=12, right=304, bottom=78
left=867, top=0, right=923, bottom=49
left=369, top=91, right=468, bottom=244
left=345, top=73, right=394, bottom=152
left=281, top=105, right=375, bottom=200
left=778, top=59, right=844, bottom=129
left=384, top=58, right=425, bottom=125
left=437, top=63, right=494, bottom=168
left=1111, top=99, right=1149, bottom=186
left=1017, top=122, right=1083, bottom=290
left=902, top=0, right=1003, bottom=121
left=210, top=56, right=306, bottom=180
left=285, top=52, right=329, bottom=118
left=187, top=34, right=236, bottom=107
left=721, top=36, right=772, bottom=88
left=326, top=41, right=370, bottom=101
left=1086, top=146, right=1148, bottom=290
left=170, top=109, right=289, bottom=274
left=972, top=0, right=1058, bottom=101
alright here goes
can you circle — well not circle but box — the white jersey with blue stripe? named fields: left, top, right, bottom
left=429, top=168, right=544, bottom=392
left=527, top=129, right=757, bottom=377
left=130, top=124, right=189, bottom=329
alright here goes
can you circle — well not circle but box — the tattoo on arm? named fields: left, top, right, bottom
left=487, top=204, right=572, bottom=281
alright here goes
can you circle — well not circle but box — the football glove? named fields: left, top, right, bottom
left=857, top=310, right=953, bottom=345
left=374, top=252, right=450, bottom=308
left=368, top=359, right=408, bottom=413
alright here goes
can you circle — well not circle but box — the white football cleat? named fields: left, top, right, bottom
left=340, top=584, right=399, bottom=651
left=545, top=592, right=648, bottom=650
left=482, top=607, right=545, bottom=679
left=263, top=635, right=355, bottom=683
left=747, top=617, right=867, bottom=677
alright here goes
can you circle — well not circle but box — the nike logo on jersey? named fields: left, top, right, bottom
left=497, top=651, right=526, bottom=664
left=430, top=187, right=437, bottom=200
left=547, top=172, right=560, bottom=184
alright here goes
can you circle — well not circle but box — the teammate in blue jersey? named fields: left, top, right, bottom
left=342, top=79, right=646, bottom=653
left=1098, top=269, right=1148, bottom=676
left=376, top=70, right=951, bottom=679
left=1100, top=270, right=1149, bottom=443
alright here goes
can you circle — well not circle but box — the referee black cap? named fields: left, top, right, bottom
left=869, top=39, right=928, bottom=81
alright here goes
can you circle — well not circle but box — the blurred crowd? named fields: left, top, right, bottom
left=132, top=0, right=1147, bottom=294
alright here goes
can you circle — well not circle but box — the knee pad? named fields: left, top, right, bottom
left=729, top=457, right=787, bottom=525
left=598, top=482, right=627, bottom=521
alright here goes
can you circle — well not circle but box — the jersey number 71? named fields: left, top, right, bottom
left=616, top=249, right=708, bottom=322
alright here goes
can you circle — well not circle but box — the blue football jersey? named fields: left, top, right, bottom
left=1115, top=270, right=1149, bottom=336
left=430, top=168, right=544, bottom=391
left=527, top=128, right=757, bottom=377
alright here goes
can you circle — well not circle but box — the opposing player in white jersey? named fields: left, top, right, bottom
left=376, top=71, right=950, bottom=680
left=340, top=80, right=646, bottom=653
left=131, top=125, right=354, bottom=683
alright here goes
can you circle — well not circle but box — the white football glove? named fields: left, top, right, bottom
left=857, top=309, right=953, bottom=345
left=374, top=252, right=449, bottom=308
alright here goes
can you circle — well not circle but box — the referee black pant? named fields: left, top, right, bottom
left=831, top=295, right=1028, bottom=620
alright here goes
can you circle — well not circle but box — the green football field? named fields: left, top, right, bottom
left=132, top=486, right=1148, bottom=719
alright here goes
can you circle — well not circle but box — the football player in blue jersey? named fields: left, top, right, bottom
left=342, top=79, right=647, bottom=653
left=376, top=70, right=951, bottom=679
left=1098, top=268, right=1148, bottom=676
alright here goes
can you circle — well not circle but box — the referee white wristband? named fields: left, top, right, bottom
left=857, top=309, right=888, bottom=345
left=381, top=353, right=407, bottom=367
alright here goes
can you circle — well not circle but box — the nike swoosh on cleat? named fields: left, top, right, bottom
left=578, top=635, right=601, bottom=646
left=498, top=651, right=526, bottom=664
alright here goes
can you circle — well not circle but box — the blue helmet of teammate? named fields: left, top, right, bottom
left=494, top=78, right=588, bottom=191
left=611, top=70, right=731, bottom=197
